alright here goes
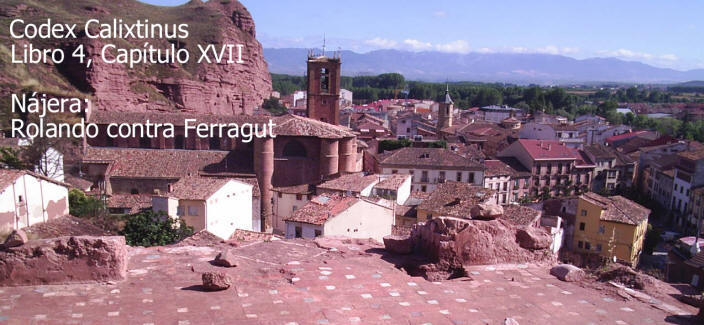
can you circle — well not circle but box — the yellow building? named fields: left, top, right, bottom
left=573, top=193, right=650, bottom=266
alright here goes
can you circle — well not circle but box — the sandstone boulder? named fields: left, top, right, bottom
left=470, top=202, right=504, bottom=220
left=413, top=217, right=555, bottom=269
left=213, top=249, right=239, bottom=267
left=0, top=236, right=127, bottom=286
left=383, top=235, right=413, bottom=254
left=202, top=272, right=232, bottom=291
left=2, top=229, right=28, bottom=248
left=550, top=264, right=585, bottom=282
left=516, top=227, right=552, bottom=250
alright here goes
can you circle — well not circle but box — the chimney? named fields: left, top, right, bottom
left=168, top=184, right=173, bottom=193
left=548, top=144, right=552, bottom=150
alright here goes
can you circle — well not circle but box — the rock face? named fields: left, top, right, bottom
left=516, top=227, right=552, bottom=250
left=0, top=236, right=127, bottom=286
left=383, top=235, right=413, bottom=255
left=414, top=217, right=554, bottom=267
left=202, top=271, right=232, bottom=291
left=550, top=264, right=585, bottom=282
left=2, top=229, right=28, bottom=248
left=213, top=249, right=239, bottom=267
left=2, top=0, right=272, bottom=116
left=470, top=202, right=504, bottom=220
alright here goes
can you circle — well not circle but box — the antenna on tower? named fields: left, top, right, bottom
left=322, top=34, right=326, bottom=57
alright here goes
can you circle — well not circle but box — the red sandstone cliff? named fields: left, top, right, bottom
left=0, top=0, right=272, bottom=116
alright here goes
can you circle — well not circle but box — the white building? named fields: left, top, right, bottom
left=0, top=169, right=70, bottom=232
left=340, top=89, right=353, bottom=107
left=284, top=194, right=394, bottom=242
left=372, top=174, right=412, bottom=205
left=152, top=177, right=254, bottom=240
left=379, top=147, right=484, bottom=193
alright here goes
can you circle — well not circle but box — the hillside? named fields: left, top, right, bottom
left=265, top=48, right=704, bottom=84
left=0, top=0, right=272, bottom=115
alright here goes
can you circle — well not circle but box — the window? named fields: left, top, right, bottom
left=596, top=244, right=602, bottom=252
left=188, top=206, right=199, bottom=216
left=578, top=241, right=583, bottom=249
left=598, top=225, right=605, bottom=234
left=392, top=170, right=398, bottom=174
left=175, top=134, right=185, bottom=149
left=585, top=242, right=591, bottom=250
left=468, top=172, right=475, bottom=183
left=177, top=206, right=185, bottom=216
left=283, top=140, right=307, bottom=157
left=131, top=188, right=139, bottom=195
left=295, top=226, right=302, bottom=238
left=17, top=195, right=23, bottom=203
left=426, top=213, right=432, bottom=220
left=581, top=209, right=587, bottom=216
left=579, top=222, right=585, bottom=231
left=314, top=229, right=322, bottom=237
left=296, top=194, right=302, bottom=201
left=320, top=68, right=329, bottom=92
left=421, top=185, right=427, bottom=192
left=278, top=192, right=283, bottom=198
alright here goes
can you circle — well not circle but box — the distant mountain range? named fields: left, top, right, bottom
left=264, top=48, right=704, bottom=84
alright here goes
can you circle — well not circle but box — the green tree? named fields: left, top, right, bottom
left=121, top=210, right=194, bottom=247
left=68, top=189, right=106, bottom=218
left=0, top=147, right=27, bottom=170
left=261, top=97, right=287, bottom=116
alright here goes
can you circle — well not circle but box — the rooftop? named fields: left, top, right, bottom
left=317, top=173, right=379, bottom=193
left=106, top=193, right=152, bottom=214
left=583, top=144, right=616, bottom=160
left=484, top=159, right=515, bottom=177
left=374, top=174, right=410, bottom=191
left=0, top=169, right=70, bottom=191
left=163, top=176, right=249, bottom=201
left=284, top=194, right=358, bottom=225
left=380, top=147, right=483, bottom=169
left=417, top=182, right=495, bottom=218
left=517, top=139, right=578, bottom=161
left=0, top=238, right=695, bottom=324
left=581, top=193, right=651, bottom=225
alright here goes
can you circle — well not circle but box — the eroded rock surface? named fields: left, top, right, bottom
left=550, top=264, right=585, bottom=282
left=0, top=236, right=127, bottom=286
left=202, top=271, right=232, bottom=291
left=2, top=229, right=28, bottom=248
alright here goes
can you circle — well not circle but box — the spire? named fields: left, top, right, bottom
left=322, top=34, right=326, bottom=56
left=444, top=84, right=453, bottom=104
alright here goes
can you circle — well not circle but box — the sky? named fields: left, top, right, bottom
left=141, top=0, right=703, bottom=70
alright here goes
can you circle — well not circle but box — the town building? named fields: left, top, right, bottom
left=152, top=177, right=255, bottom=240
left=0, top=169, right=70, bottom=232
left=667, top=236, right=704, bottom=289
left=306, top=51, right=341, bottom=125
left=484, top=159, right=516, bottom=205
left=284, top=194, right=394, bottom=242
left=573, top=193, right=650, bottom=266
left=372, top=174, right=412, bottom=206
left=394, top=111, right=437, bottom=140
left=497, top=139, right=595, bottom=198
left=83, top=111, right=363, bottom=232
left=436, top=86, right=454, bottom=131
left=272, top=185, right=314, bottom=235
left=379, top=147, right=484, bottom=193
left=478, top=105, right=522, bottom=123
left=316, top=173, right=379, bottom=197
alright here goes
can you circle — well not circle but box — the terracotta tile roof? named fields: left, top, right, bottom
left=273, top=114, right=355, bottom=139
left=417, top=182, right=495, bottom=218
left=501, top=205, right=542, bottom=226
left=317, top=173, right=378, bottom=193
left=82, top=147, right=233, bottom=178
left=584, top=144, right=616, bottom=160
left=356, top=140, right=369, bottom=149
left=581, top=193, right=650, bottom=225
left=380, top=147, right=483, bottom=169
left=574, top=150, right=596, bottom=168
left=0, top=169, right=70, bottom=191
left=284, top=194, right=358, bottom=225
left=166, top=176, right=232, bottom=200
left=605, top=130, right=651, bottom=143
left=517, top=139, right=578, bottom=160
left=484, top=160, right=514, bottom=177
left=497, top=157, right=531, bottom=177
left=107, top=193, right=152, bottom=214
left=374, top=174, right=410, bottom=190
left=273, top=184, right=314, bottom=195
left=685, top=251, right=704, bottom=269
left=63, top=174, right=94, bottom=190
left=678, top=148, right=704, bottom=161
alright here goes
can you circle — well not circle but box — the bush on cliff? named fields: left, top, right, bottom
left=120, top=210, right=194, bottom=247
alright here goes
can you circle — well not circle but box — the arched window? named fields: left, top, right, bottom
left=283, top=140, right=307, bottom=157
